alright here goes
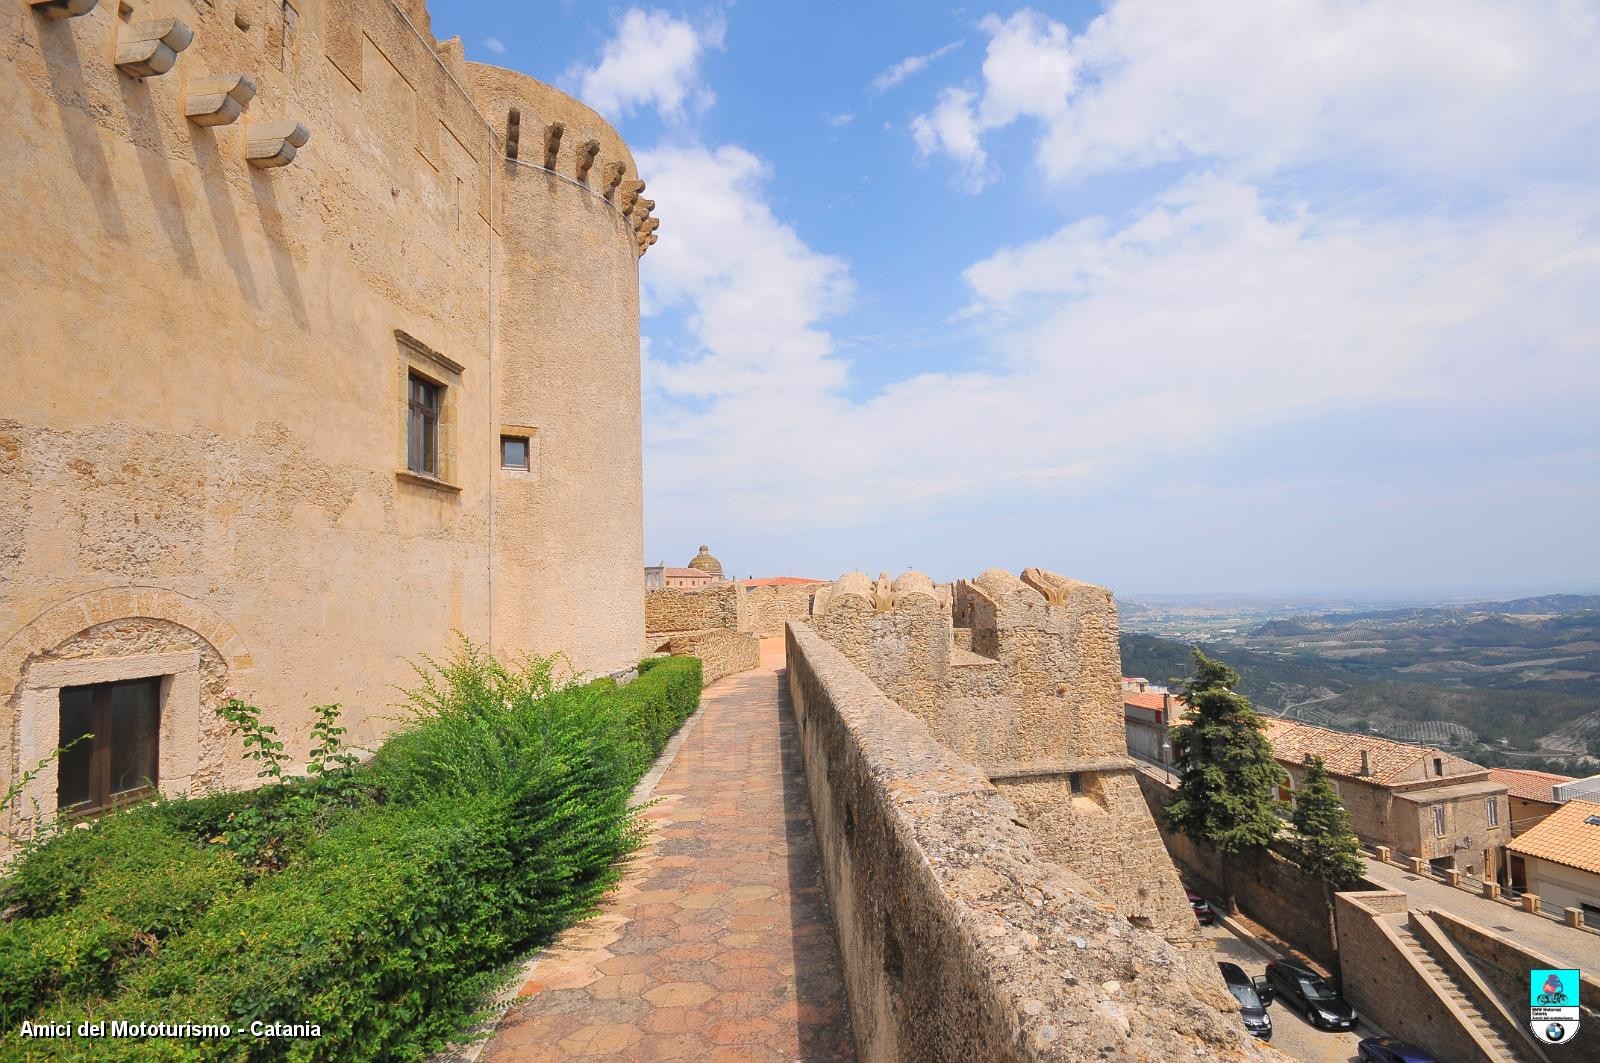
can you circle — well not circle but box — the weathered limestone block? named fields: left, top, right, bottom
left=543, top=122, right=563, bottom=170
left=115, top=18, right=194, bottom=79
left=28, top=0, right=97, bottom=19
left=601, top=160, right=626, bottom=199
left=246, top=119, right=310, bottom=168
left=615, top=178, right=645, bottom=214
left=575, top=139, right=600, bottom=181
left=505, top=107, right=521, bottom=159
left=185, top=74, right=257, bottom=127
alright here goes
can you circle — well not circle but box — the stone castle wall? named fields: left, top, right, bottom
left=2, top=0, right=650, bottom=834
left=785, top=624, right=1272, bottom=1062
left=644, top=583, right=745, bottom=636
left=740, top=582, right=823, bottom=637
left=810, top=566, right=1196, bottom=937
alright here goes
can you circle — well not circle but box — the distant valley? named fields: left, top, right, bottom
left=1117, top=593, right=1600, bottom=774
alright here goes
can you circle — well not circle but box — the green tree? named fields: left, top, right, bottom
left=1289, top=755, right=1366, bottom=903
left=1164, top=649, right=1286, bottom=912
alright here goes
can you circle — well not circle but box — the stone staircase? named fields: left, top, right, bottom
left=1390, top=921, right=1527, bottom=1062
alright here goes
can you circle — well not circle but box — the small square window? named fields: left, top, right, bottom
left=500, top=435, right=530, bottom=471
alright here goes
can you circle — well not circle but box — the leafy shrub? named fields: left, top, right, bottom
left=0, top=648, right=703, bottom=1061
left=0, top=813, right=245, bottom=1026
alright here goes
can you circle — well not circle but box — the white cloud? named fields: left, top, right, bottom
left=911, top=87, right=989, bottom=190
left=826, top=112, right=855, bottom=128
left=481, top=36, right=506, bottom=56
left=913, top=2, right=1600, bottom=188
left=870, top=40, right=963, bottom=94
left=643, top=169, right=1600, bottom=534
left=566, top=8, right=725, bottom=122
left=638, top=145, right=853, bottom=403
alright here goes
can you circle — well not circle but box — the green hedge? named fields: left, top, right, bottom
left=0, top=652, right=704, bottom=1061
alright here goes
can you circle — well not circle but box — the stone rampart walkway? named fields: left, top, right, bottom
left=481, top=638, right=856, bottom=1062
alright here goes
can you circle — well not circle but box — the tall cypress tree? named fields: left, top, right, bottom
left=1164, top=649, right=1286, bottom=912
left=1290, top=755, right=1366, bottom=902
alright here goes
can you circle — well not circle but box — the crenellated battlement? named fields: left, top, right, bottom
left=808, top=564, right=1196, bottom=936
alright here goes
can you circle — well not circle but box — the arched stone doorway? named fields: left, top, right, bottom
left=2, top=587, right=252, bottom=840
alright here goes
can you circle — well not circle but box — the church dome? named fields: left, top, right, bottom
left=687, top=545, right=724, bottom=578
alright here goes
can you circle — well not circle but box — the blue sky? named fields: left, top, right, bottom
left=430, top=1, right=1600, bottom=597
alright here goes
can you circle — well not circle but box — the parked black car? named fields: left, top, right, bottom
left=1186, top=889, right=1216, bottom=926
left=1217, top=961, right=1272, bottom=1040
left=1358, top=1037, right=1436, bottom=1062
left=1264, top=960, right=1358, bottom=1031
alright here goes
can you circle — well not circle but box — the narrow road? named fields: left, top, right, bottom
left=1198, top=922, right=1366, bottom=1063
left=481, top=638, right=856, bottom=1061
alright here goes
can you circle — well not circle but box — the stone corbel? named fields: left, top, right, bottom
left=543, top=122, right=563, bottom=170
left=246, top=119, right=310, bottom=168
left=505, top=107, right=521, bottom=160
left=28, top=0, right=97, bottom=19
left=115, top=18, right=194, bottom=79
left=601, top=161, right=626, bottom=200
left=575, top=139, right=600, bottom=182
left=636, top=216, right=660, bottom=237
left=186, top=74, right=257, bottom=127
left=632, top=198, right=655, bottom=223
left=616, top=178, right=645, bottom=215
left=637, top=232, right=658, bottom=258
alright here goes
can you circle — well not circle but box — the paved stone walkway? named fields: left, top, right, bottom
left=481, top=639, right=856, bottom=1062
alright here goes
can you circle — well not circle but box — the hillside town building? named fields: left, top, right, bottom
left=1263, top=720, right=1511, bottom=881
left=1487, top=766, right=1574, bottom=835
left=1505, top=797, right=1600, bottom=928
left=2, top=0, right=654, bottom=840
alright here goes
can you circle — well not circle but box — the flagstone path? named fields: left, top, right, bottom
left=480, top=638, right=857, bottom=1062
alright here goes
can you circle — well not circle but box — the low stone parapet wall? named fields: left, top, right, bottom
left=1430, top=908, right=1600, bottom=1059
left=660, top=629, right=759, bottom=687
left=1334, top=892, right=1504, bottom=1063
left=741, top=582, right=826, bottom=636
left=644, top=583, right=744, bottom=634
left=784, top=623, right=1270, bottom=1062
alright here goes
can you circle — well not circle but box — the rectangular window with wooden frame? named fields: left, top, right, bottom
left=407, top=373, right=442, bottom=477
left=1486, top=797, right=1499, bottom=828
left=1432, top=804, right=1447, bottom=838
left=57, top=677, right=160, bottom=815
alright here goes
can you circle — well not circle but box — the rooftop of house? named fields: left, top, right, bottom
left=1261, top=718, right=1475, bottom=786
left=1124, top=691, right=1183, bottom=713
left=659, top=567, right=711, bottom=579
left=1507, top=798, right=1600, bottom=877
left=1487, top=767, right=1574, bottom=805
left=738, top=577, right=824, bottom=587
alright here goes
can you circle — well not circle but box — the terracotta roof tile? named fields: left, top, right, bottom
left=1261, top=718, right=1456, bottom=784
left=1488, top=768, right=1574, bottom=805
left=1124, top=692, right=1182, bottom=712
left=1507, top=799, right=1600, bottom=876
